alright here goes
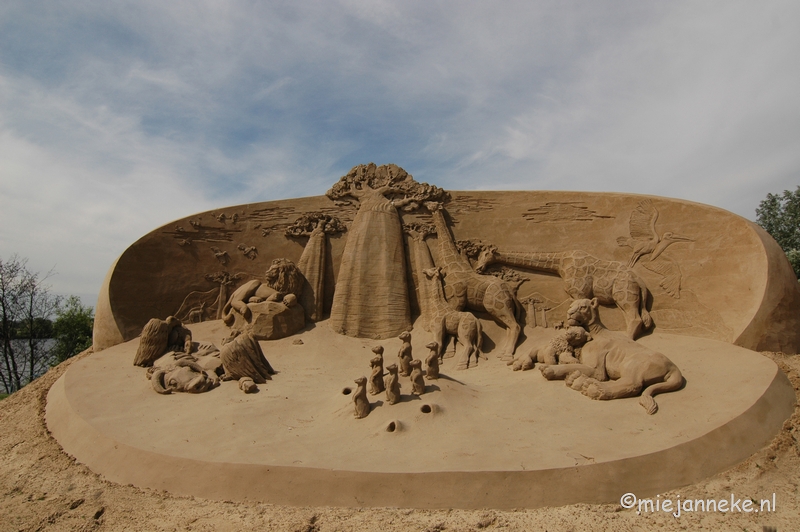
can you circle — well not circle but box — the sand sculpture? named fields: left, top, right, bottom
left=221, top=258, right=306, bottom=340
left=133, top=316, right=192, bottom=367
left=540, top=298, right=684, bottom=414
left=326, top=164, right=447, bottom=338
left=368, top=346, right=385, bottom=395
left=475, top=247, right=652, bottom=339
left=421, top=267, right=484, bottom=370
left=424, top=341, right=440, bottom=379
left=147, top=358, right=219, bottom=394
left=219, top=331, right=275, bottom=385
left=384, top=363, right=401, bottom=405
left=285, top=213, right=346, bottom=321
left=424, top=201, right=522, bottom=358
left=353, top=376, right=370, bottom=418
left=617, top=199, right=693, bottom=267
left=409, top=360, right=425, bottom=395
left=512, top=326, right=590, bottom=371
left=397, top=332, right=413, bottom=376
left=403, top=221, right=438, bottom=332
left=59, top=162, right=800, bottom=508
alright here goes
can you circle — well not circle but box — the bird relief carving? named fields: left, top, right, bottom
left=617, top=199, right=693, bottom=298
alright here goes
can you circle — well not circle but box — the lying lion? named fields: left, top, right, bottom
left=539, top=298, right=684, bottom=414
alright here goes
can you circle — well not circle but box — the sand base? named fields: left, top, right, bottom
left=46, top=320, right=795, bottom=509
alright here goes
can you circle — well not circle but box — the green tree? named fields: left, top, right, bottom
left=756, top=186, right=800, bottom=279
left=52, top=296, right=93, bottom=363
left=1, top=256, right=61, bottom=393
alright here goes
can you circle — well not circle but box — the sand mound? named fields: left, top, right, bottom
left=0, top=349, right=798, bottom=530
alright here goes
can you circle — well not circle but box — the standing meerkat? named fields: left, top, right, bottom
left=353, top=376, right=370, bottom=419
left=425, top=341, right=440, bottom=380
left=384, top=363, right=401, bottom=405
left=398, top=331, right=413, bottom=376
left=409, top=360, right=425, bottom=395
left=369, top=346, right=385, bottom=395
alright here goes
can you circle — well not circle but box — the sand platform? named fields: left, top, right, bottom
left=47, top=319, right=794, bottom=509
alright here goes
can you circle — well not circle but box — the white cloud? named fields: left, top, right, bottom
left=0, top=0, right=798, bottom=304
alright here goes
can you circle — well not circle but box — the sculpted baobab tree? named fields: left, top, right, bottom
left=285, top=213, right=346, bottom=321
left=326, top=163, right=447, bottom=338
left=204, top=271, right=243, bottom=319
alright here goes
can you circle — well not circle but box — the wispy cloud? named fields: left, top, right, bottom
left=0, top=0, right=798, bottom=304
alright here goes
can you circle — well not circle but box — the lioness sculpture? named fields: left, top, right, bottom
left=539, top=298, right=684, bottom=414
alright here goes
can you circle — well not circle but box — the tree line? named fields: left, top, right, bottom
left=757, top=185, right=800, bottom=279
left=0, top=255, right=93, bottom=395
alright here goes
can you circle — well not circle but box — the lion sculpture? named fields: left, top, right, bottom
left=512, top=326, right=591, bottom=371
left=539, top=298, right=684, bottom=414
left=222, top=258, right=304, bottom=325
left=222, top=258, right=306, bottom=340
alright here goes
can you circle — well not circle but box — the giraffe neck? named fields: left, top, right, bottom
left=427, top=277, right=451, bottom=315
left=409, top=239, right=436, bottom=318
left=494, top=251, right=567, bottom=274
left=430, top=207, right=472, bottom=274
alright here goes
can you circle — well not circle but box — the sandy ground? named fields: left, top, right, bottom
left=0, top=349, right=798, bottom=532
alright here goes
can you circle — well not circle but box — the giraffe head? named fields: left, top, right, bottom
left=422, top=266, right=444, bottom=281
left=474, top=245, right=498, bottom=273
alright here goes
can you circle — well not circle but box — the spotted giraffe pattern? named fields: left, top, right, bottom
left=475, top=249, right=652, bottom=339
left=422, top=268, right=484, bottom=370
left=426, top=203, right=521, bottom=358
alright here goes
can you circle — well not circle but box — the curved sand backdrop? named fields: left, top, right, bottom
left=46, top=181, right=800, bottom=511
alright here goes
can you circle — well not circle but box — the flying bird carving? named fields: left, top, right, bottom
left=642, top=255, right=683, bottom=298
left=616, top=199, right=693, bottom=267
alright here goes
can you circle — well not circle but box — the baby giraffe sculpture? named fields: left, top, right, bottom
left=384, top=363, right=401, bottom=405
left=353, top=376, right=370, bottom=419
left=425, top=341, right=440, bottom=380
left=369, top=346, right=385, bottom=395
left=409, top=360, right=425, bottom=395
left=398, top=331, right=413, bottom=376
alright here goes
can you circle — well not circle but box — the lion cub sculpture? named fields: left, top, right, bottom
left=512, top=326, right=591, bottom=371
left=539, top=298, right=684, bottom=414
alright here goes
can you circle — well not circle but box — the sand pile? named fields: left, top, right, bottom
left=0, top=349, right=798, bottom=531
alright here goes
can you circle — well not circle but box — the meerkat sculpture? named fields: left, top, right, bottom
left=369, top=346, right=385, bottom=395
left=384, top=363, right=401, bottom=405
left=409, top=360, right=425, bottom=395
left=425, top=341, right=440, bottom=380
left=353, top=376, right=370, bottom=419
left=398, top=331, right=413, bottom=376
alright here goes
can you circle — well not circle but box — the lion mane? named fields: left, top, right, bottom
left=264, top=258, right=304, bottom=297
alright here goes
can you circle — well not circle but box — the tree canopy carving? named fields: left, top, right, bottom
left=326, top=163, right=448, bottom=212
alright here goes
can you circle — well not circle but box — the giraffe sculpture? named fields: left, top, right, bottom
left=422, top=267, right=484, bottom=370
left=424, top=202, right=521, bottom=358
left=474, top=247, right=652, bottom=340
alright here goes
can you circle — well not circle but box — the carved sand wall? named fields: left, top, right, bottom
left=94, top=191, right=800, bottom=353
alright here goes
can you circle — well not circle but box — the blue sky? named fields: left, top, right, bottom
left=1, top=1, right=799, bottom=307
